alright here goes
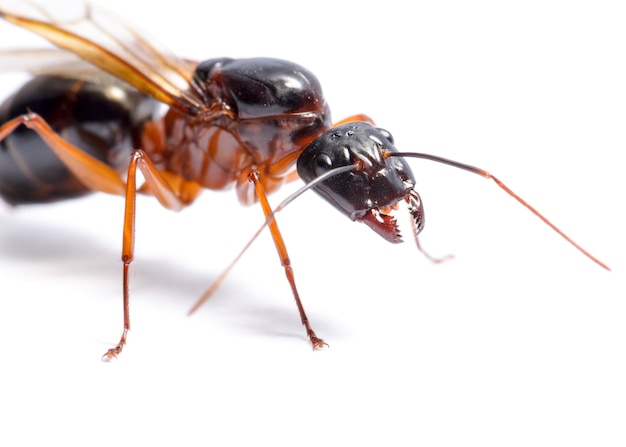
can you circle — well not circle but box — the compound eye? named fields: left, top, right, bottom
left=314, top=153, right=334, bottom=177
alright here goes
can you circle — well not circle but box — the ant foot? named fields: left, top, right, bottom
left=101, top=341, right=125, bottom=362
left=101, top=349, right=120, bottom=362
left=311, top=336, right=329, bottom=350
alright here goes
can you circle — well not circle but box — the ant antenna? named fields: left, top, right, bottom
left=188, top=165, right=357, bottom=314
left=189, top=151, right=610, bottom=315
left=385, top=151, right=610, bottom=271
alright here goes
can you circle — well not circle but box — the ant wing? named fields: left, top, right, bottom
left=0, top=0, right=204, bottom=113
left=0, top=48, right=101, bottom=78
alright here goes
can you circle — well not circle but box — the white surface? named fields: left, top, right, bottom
left=0, top=1, right=624, bottom=446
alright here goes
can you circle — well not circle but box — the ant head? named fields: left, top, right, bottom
left=297, top=122, right=424, bottom=243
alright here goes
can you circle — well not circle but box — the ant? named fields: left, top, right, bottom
left=0, top=1, right=609, bottom=360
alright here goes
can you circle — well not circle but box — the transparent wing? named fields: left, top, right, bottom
left=0, top=48, right=100, bottom=77
left=0, top=0, right=204, bottom=113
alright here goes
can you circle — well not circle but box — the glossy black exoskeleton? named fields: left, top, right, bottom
left=298, top=122, right=424, bottom=243
left=0, top=74, right=158, bottom=204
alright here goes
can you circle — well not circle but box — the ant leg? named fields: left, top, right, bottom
left=0, top=113, right=201, bottom=359
left=0, top=112, right=127, bottom=194
left=0, top=113, right=133, bottom=359
left=102, top=150, right=200, bottom=361
left=249, top=170, right=327, bottom=350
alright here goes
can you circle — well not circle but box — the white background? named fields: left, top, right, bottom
left=0, top=0, right=624, bottom=446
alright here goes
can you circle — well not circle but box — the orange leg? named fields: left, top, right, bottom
left=249, top=170, right=327, bottom=350
left=0, top=113, right=127, bottom=195
left=103, top=150, right=199, bottom=361
left=1, top=112, right=200, bottom=359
